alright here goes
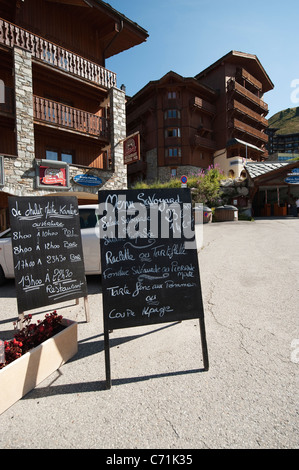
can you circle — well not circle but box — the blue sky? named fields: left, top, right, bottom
left=106, top=0, right=299, bottom=118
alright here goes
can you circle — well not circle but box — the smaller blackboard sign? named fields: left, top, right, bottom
left=8, top=196, right=88, bottom=313
left=98, top=188, right=209, bottom=388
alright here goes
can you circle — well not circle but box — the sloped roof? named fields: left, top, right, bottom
left=127, top=70, right=216, bottom=104
left=245, top=161, right=291, bottom=179
left=45, top=0, right=149, bottom=58
left=195, top=50, right=274, bottom=92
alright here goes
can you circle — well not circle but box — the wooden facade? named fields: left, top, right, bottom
left=246, top=161, right=299, bottom=217
left=126, top=72, right=217, bottom=183
left=127, top=51, right=274, bottom=183
left=196, top=51, right=273, bottom=153
left=0, top=0, right=148, bottom=226
left=0, top=0, right=148, bottom=229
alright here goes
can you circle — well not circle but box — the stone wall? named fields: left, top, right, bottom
left=2, top=47, right=35, bottom=196
left=1, top=51, right=127, bottom=199
left=158, top=165, right=203, bottom=182
left=107, top=87, right=127, bottom=190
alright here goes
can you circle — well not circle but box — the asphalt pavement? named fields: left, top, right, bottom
left=0, top=217, right=298, bottom=450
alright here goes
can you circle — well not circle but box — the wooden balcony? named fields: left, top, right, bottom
left=33, top=96, right=110, bottom=140
left=231, top=118, right=268, bottom=143
left=0, top=18, right=116, bottom=89
left=227, top=80, right=268, bottom=114
left=236, top=68, right=262, bottom=91
left=228, top=99, right=268, bottom=127
left=127, top=96, right=156, bottom=124
left=193, top=134, right=216, bottom=150
left=190, top=96, right=216, bottom=115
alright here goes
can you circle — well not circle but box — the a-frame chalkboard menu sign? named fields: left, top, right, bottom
left=98, top=188, right=209, bottom=388
left=8, top=196, right=88, bottom=320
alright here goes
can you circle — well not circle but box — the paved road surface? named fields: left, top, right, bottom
left=0, top=218, right=298, bottom=449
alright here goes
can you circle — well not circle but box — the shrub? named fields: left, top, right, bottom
left=132, top=165, right=224, bottom=207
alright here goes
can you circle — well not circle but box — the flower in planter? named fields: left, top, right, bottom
left=0, top=311, right=63, bottom=370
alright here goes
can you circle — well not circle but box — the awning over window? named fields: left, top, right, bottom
left=226, top=138, right=263, bottom=152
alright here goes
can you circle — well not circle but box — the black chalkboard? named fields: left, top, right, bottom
left=98, top=188, right=209, bottom=387
left=8, top=196, right=88, bottom=313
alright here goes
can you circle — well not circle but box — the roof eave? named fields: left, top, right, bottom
left=196, top=50, right=274, bottom=92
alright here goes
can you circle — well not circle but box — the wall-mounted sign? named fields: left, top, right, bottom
left=73, top=174, right=102, bottom=187
left=123, top=133, right=140, bottom=165
left=40, top=166, right=66, bottom=186
left=35, top=160, right=70, bottom=189
left=285, top=168, right=299, bottom=184
left=285, top=175, right=299, bottom=185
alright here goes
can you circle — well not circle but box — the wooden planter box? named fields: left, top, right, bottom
left=0, top=319, right=77, bottom=415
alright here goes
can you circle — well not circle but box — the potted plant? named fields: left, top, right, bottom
left=0, top=311, right=77, bottom=415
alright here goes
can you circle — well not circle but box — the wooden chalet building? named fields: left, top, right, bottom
left=126, top=51, right=274, bottom=184
left=0, top=0, right=148, bottom=230
left=126, top=71, right=217, bottom=184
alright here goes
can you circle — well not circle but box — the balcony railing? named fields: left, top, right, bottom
left=191, top=97, right=216, bottom=115
left=0, top=18, right=116, bottom=89
left=236, top=68, right=262, bottom=91
left=193, top=134, right=216, bottom=150
left=227, top=79, right=268, bottom=114
left=232, top=118, right=268, bottom=143
left=228, top=99, right=268, bottom=127
left=33, top=96, right=110, bottom=139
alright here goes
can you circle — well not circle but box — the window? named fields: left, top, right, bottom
left=168, top=91, right=177, bottom=99
left=46, top=149, right=73, bottom=164
left=170, top=168, right=177, bottom=177
left=46, top=150, right=58, bottom=161
left=165, top=147, right=181, bottom=157
left=0, top=79, right=4, bottom=104
left=164, top=109, right=180, bottom=119
left=165, top=128, right=181, bottom=138
left=79, top=208, right=99, bottom=229
left=61, top=152, right=73, bottom=164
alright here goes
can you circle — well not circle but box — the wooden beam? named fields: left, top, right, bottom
left=45, top=0, right=89, bottom=6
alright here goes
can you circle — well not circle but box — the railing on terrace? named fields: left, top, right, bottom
left=191, top=97, right=216, bottom=115
left=236, top=68, right=262, bottom=91
left=0, top=18, right=116, bottom=89
left=33, top=96, right=110, bottom=139
left=232, top=118, right=268, bottom=143
left=228, top=99, right=268, bottom=127
left=227, top=79, right=268, bottom=114
left=193, top=134, right=216, bottom=150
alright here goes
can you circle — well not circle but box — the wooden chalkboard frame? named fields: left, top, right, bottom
left=8, top=196, right=89, bottom=322
left=98, top=188, right=209, bottom=388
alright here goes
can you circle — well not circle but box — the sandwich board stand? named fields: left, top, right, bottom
left=98, top=188, right=209, bottom=389
left=8, top=196, right=89, bottom=324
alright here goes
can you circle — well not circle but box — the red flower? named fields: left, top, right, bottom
left=0, top=310, right=64, bottom=370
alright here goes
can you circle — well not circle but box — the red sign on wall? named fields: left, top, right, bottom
left=123, top=133, right=140, bottom=165
left=39, top=166, right=66, bottom=186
